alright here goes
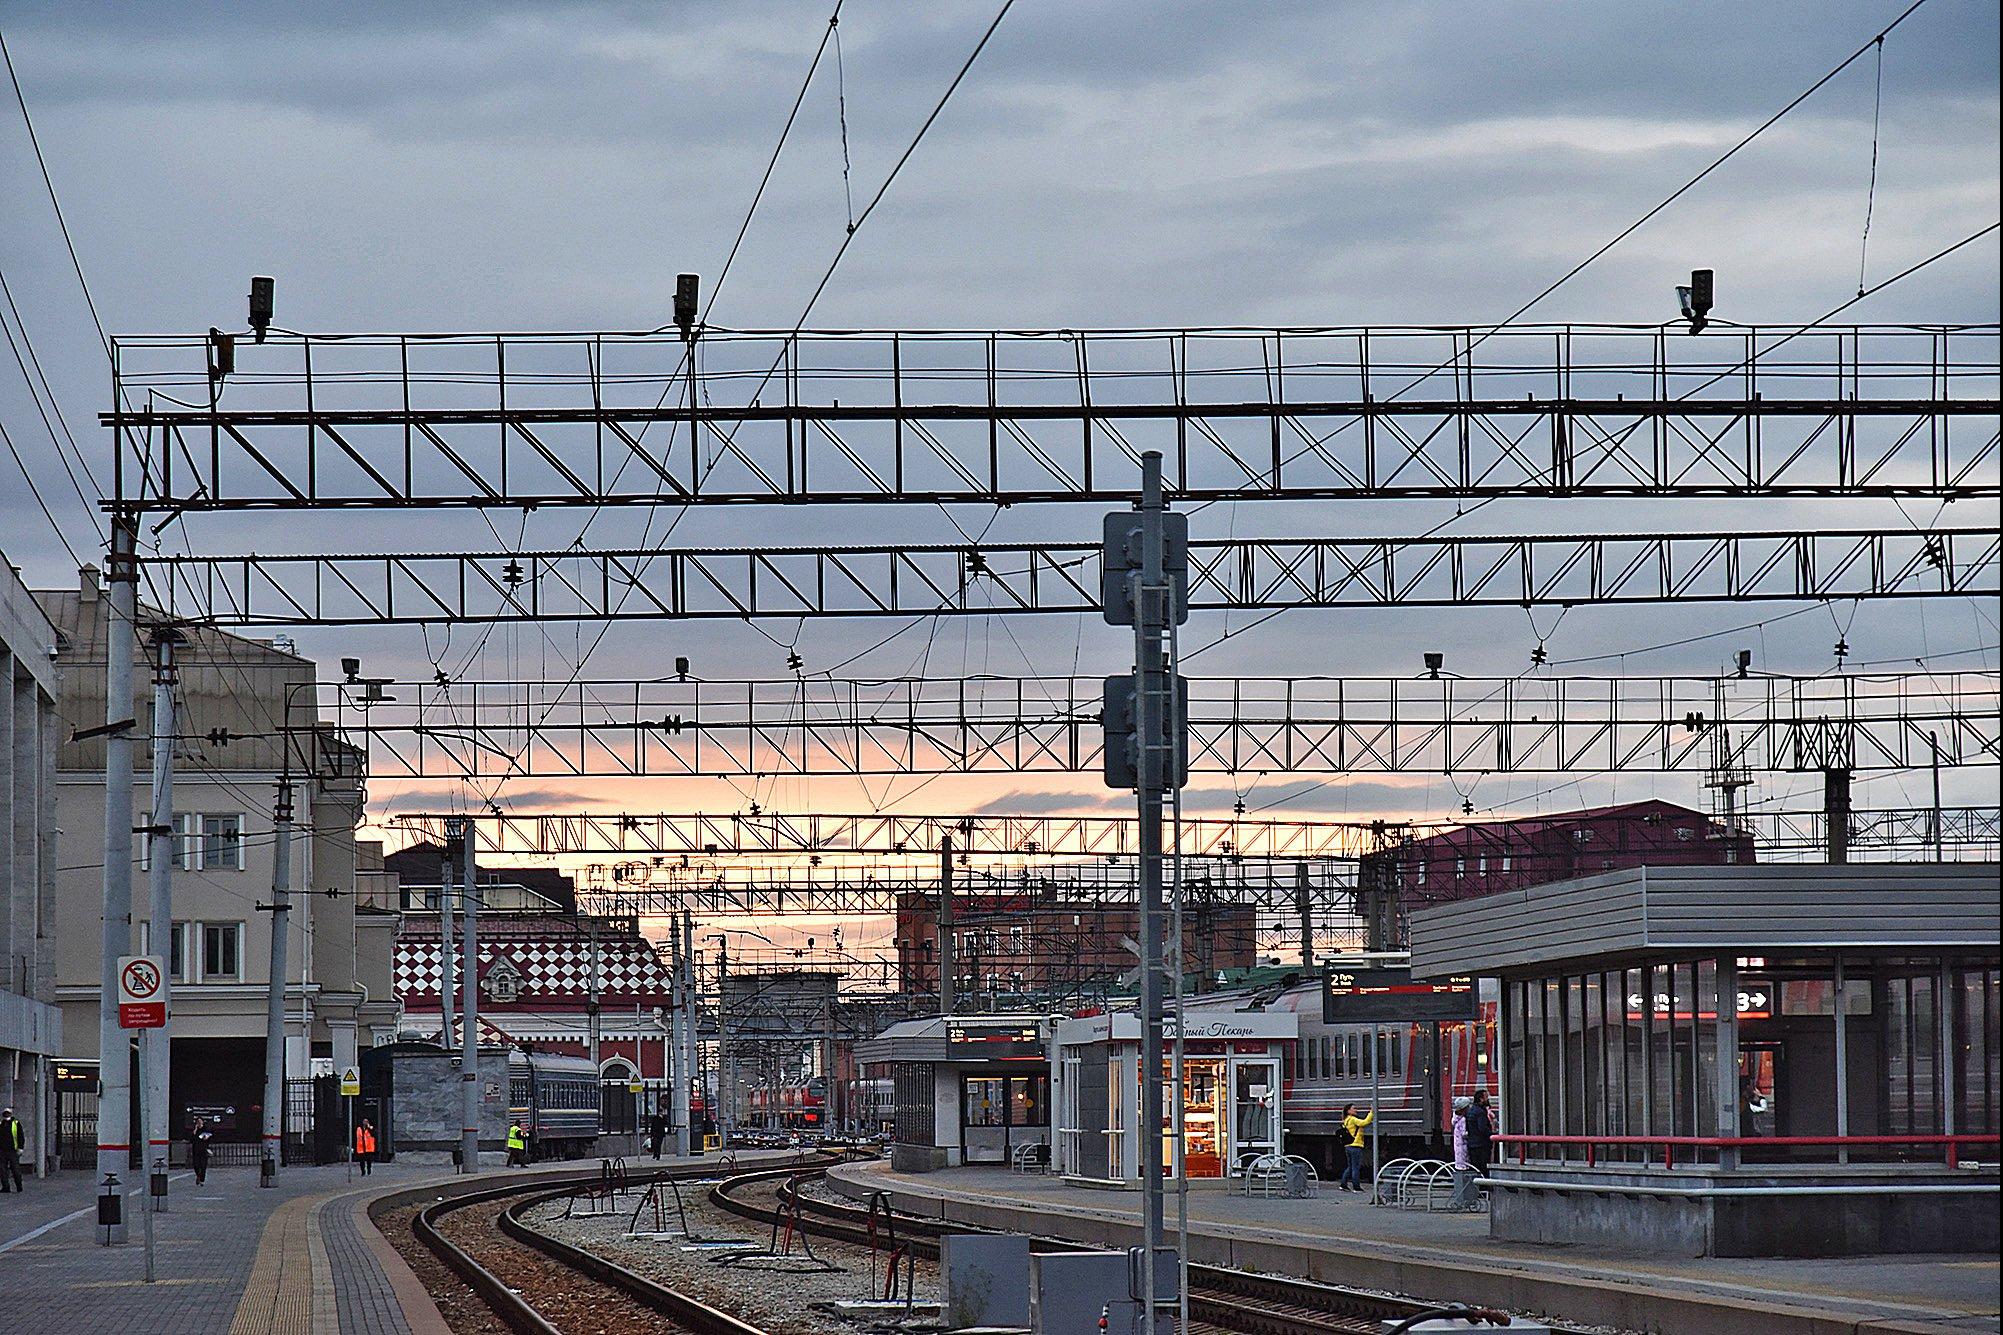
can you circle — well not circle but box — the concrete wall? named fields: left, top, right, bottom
left=1488, top=1164, right=2002, bottom=1257
left=389, top=1047, right=512, bottom=1151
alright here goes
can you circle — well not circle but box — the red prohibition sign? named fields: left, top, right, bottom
left=122, top=957, right=162, bottom=999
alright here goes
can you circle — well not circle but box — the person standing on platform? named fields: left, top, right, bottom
left=1338, top=1104, right=1373, bottom=1191
left=0, top=1108, right=24, bottom=1191
left=506, top=1120, right=528, bottom=1167
left=1448, top=1096, right=1480, bottom=1210
left=354, top=1119, right=377, bottom=1176
left=189, top=1117, right=214, bottom=1186
left=649, top=1112, right=668, bottom=1160
left=1465, top=1089, right=1495, bottom=1177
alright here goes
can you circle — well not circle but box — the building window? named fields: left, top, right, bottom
left=202, top=814, right=245, bottom=870
left=201, top=922, right=242, bottom=982
left=138, top=921, right=190, bottom=983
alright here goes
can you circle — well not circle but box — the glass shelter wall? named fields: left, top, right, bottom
left=1502, top=954, right=2001, bottom=1165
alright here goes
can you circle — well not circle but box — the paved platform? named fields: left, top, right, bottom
left=828, top=1160, right=2002, bottom=1335
left=0, top=1152, right=723, bottom=1334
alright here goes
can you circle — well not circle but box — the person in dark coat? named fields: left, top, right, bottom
left=649, top=1113, right=668, bottom=1159
left=1464, top=1089, right=1495, bottom=1176
left=189, top=1117, right=214, bottom=1185
left=0, top=1108, right=25, bottom=1191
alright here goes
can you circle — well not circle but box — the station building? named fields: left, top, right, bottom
left=38, top=567, right=399, bottom=1164
left=0, top=554, right=61, bottom=1174
left=1410, top=862, right=1999, bottom=1256
left=389, top=851, right=676, bottom=1127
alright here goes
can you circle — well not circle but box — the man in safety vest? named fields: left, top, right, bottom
left=506, top=1121, right=528, bottom=1167
left=353, top=1119, right=377, bottom=1176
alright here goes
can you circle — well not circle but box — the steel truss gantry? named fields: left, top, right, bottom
left=318, top=669, right=1998, bottom=778
left=107, top=324, right=1998, bottom=508
left=139, top=527, right=1995, bottom=626
left=386, top=804, right=1998, bottom=873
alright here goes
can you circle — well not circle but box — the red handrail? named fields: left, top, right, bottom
left=1493, top=1132, right=2000, bottom=1170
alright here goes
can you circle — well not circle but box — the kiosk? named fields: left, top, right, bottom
left=1052, top=1008, right=1297, bottom=1186
left=855, top=1015, right=1052, bottom=1172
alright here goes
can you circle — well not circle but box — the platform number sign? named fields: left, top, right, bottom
left=117, top=954, right=168, bottom=1028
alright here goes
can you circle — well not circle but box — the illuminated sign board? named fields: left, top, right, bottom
left=946, top=1021, right=1046, bottom=1058
left=1322, top=966, right=1478, bottom=1023
left=1624, top=980, right=1772, bottom=1021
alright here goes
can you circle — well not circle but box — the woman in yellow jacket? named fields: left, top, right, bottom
left=1338, top=1104, right=1373, bottom=1192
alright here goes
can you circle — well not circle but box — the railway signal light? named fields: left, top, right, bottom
left=1100, top=509, right=1189, bottom=626
left=674, top=273, right=699, bottom=342
left=1677, top=268, right=1713, bottom=335
left=248, top=276, right=275, bottom=343
left=1102, top=673, right=1188, bottom=790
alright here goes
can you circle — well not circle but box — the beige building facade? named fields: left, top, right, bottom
left=38, top=567, right=397, bottom=1156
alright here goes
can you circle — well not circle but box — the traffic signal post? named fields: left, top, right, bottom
left=1103, top=451, right=1188, bottom=1331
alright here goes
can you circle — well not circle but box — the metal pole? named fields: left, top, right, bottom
left=1824, top=768, right=1852, bottom=864
left=1134, top=450, right=1168, bottom=1330
left=587, top=917, right=602, bottom=1073
left=1930, top=731, right=1944, bottom=861
left=145, top=629, right=178, bottom=1210
left=260, top=779, right=293, bottom=1186
left=457, top=818, right=480, bottom=1171
left=1370, top=1024, right=1382, bottom=1191
left=938, top=835, right=956, bottom=1015
left=439, top=844, right=455, bottom=1049
left=98, top=519, right=138, bottom=1240
left=716, top=935, right=733, bottom=1145
left=1168, top=600, right=1189, bottom=1335
left=1295, top=861, right=1313, bottom=969
left=677, top=911, right=694, bottom=1155
left=1834, top=952, right=1850, bottom=1164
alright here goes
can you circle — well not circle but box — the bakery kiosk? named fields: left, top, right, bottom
left=1052, top=1007, right=1297, bottom=1186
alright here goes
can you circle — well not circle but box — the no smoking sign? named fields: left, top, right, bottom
left=118, top=954, right=169, bottom=1028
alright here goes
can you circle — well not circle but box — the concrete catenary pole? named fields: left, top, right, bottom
left=260, top=779, right=293, bottom=1186
left=676, top=911, right=695, bottom=1155
left=587, top=916, right=602, bottom=1073
left=97, top=521, right=139, bottom=1242
left=937, top=834, right=955, bottom=1014
left=455, top=817, right=481, bottom=1169
left=439, top=843, right=455, bottom=1049
left=144, top=629, right=179, bottom=1209
left=1133, top=451, right=1170, bottom=1325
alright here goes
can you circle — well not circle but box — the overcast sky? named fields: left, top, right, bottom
left=1, top=0, right=1997, bottom=868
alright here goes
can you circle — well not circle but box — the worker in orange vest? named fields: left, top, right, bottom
left=354, top=1119, right=378, bottom=1176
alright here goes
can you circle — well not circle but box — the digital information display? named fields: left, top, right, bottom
left=1322, top=965, right=1478, bottom=1023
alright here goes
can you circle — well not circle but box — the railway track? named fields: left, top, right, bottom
left=709, top=1160, right=1555, bottom=1334
left=407, top=1157, right=832, bottom=1335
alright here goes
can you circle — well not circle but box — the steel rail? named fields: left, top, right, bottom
left=707, top=1160, right=1594, bottom=1335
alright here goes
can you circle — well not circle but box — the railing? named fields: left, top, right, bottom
left=1495, top=1133, right=2000, bottom=1170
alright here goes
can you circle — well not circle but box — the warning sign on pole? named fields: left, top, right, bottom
left=118, top=955, right=168, bottom=1028
left=339, top=1067, right=362, bottom=1097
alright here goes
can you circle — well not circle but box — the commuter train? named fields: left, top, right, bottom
left=507, top=1050, right=603, bottom=1158
left=1267, top=977, right=1499, bottom=1170
left=745, top=1075, right=895, bottom=1136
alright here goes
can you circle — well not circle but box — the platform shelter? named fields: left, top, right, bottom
left=1410, top=863, right=1999, bottom=1257
left=856, top=1013, right=1053, bottom=1172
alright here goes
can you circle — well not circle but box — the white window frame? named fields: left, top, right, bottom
left=200, top=813, right=247, bottom=871
left=137, top=920, right=191, bottom=984
left=199, top=920, right=245, bottom=983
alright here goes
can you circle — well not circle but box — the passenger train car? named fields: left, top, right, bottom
left=746, top=1075, right=895, bottom=1137
left=1268, top=976, right=1498, bottom=1170
left=507, top=1050, right=603, bottom=1159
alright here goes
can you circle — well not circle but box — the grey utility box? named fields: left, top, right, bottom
left=1029, top=1251, right=1175, bottom=1335
left=941, top=1233, right=1032, bottom=1329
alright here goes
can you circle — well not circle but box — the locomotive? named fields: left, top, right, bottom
left=506, top=1050, right=603, bottom=1159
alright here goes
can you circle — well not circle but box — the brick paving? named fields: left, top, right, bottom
left=0, top=1161, right=453, bottom=1334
